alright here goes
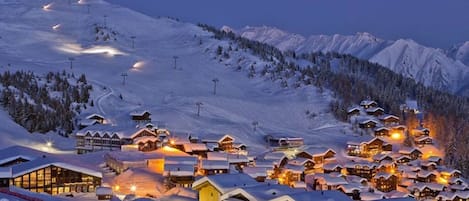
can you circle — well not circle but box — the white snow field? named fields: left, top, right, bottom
left=0, top=0, right=375, bottom=156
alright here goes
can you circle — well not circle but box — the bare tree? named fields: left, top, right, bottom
left=212, top=78, right=219, bottom=95
left=196, top=102, right=203, bottom=116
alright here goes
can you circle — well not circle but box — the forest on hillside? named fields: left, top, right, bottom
left=199, top=23, right=469, bottom=176
left=0, top=71, right=93, bottom=135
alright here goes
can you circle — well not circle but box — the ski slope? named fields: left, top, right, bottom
left=0, top=0, right=370, bottom=154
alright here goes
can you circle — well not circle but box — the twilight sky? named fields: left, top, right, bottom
left=107, top=0, right=469, bottom=49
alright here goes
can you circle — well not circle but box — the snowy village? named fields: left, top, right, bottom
left=0, top=0, right=468, bottom=201
left=0, top=99, right=468, bottom=201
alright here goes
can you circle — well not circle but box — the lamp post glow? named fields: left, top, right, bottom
left=130, top=185, right=136, bottom=193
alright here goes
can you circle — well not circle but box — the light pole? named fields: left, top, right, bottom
left=130, top=36, right=136, bottom=49
left=212, top=78, right=219, bottom=95
left=173, top=56, right=178, bottom=69
left=68, top=57, right=75, bottom=69
left=121, top=72, right=128, bottom=85
left=103, top=15, right=108, bottom=27
left=196, top=102, right=203, bottom=117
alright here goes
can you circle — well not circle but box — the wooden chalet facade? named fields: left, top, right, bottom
left=379, top=114, right=400, bottom=126
left=360, top=100, right=378, bottom=109
left=76, top=128, right=162, bottom=154
left=366, top=107, right=385, bottom=116
left=359, top=119, right=379, bottom=129
left=345, top=162, right=377, bottom=180
left=374, top=127, right=390, bottom=137
left=373, top=173, right=397, bottom=192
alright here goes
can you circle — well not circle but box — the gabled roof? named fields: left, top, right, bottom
left=0, top=146, right=51, bottom=166
left=360, top=119, right=380, bottom=124
left=242, top=167, right=269, bottom=178
left=361, top=100, right=377, bottom=106
left=263, top=152, right=287, bottom=161
left=415, top=136, right=432, bottom=142
left=379, top=114, right=400, bottom=121
left=299, top=147, right=336, bottom=158
left=192, top=173, right=260, bottom=194
left=427, top=156, right=442, bottom=163
left=130, top=110, right=151, bottom=116
left=86, top=113, right=104, bottom=120
left=374, top=127, right=391, bottom=131
left=323, top=163, right=342, bottom=171
left=200, top=159, right=229, bottom=170
left=270, top=190, right=353, bottom=201
left=366, top=107, right=384, bottom=113
left=347, top=106, right=361, bottom=113
left=374, top=172, right=395, bottom=180
left=398, top=147, right=422, bottom=155
left=0, top=167, right=12, bottom=178
left=288, top=158, right=314, bottom=166
left=202, top=134, right=235, bottom=144
left=182, top=143, right=208, bottom=152
left=227, top=154, right=249, bottom=164
left=337, top=183, right=362, bottom=193
left=221, top=184, right=302, bottom=201
left=163, top=164, right=194, bottom=177
left=207, top=152, right=228, bottom=161
left=79, top=119, right=99, bottom=126
left=410, top=182, right=444, bottom=191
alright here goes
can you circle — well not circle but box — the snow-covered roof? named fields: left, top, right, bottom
left=242, top=167, right=268, bottom=178
left=96, top=187, right=113, bottom=195
left=192, top=173, right=260, bottom=194
left=323, top=163, right=342, bottom=170
left=410, top=182, right=445, bottom=191
left=269, top=190, right=353, bottom=201
left=227, top=154, right=249, bottom=164
left=405, top=100, right=418, bottom=110
left=344, top=161, right=378, bottom=169
left=366, top=107, right=384, bottom=113
left=164, top=156, right=198, bottom=165
left=288, top=158, right=314, bottom=166
left=0, top=146, right=50, bottom=165
left=182, top=143, right=208, bottom=152
left=79, top=119, right=99, bottom=126
left=11, top=158, right=102, bottom=178
left=360, top=119, right=380, bottom=124
left=221, top=184, right=302, bottom=201
left=200, top=159, right=229, bottom=170
left=361, top=100, right=377, bottom=106
left=76, top=125, right=153, bottom=139
left=415, top=135, right=432, bottom=142
left=86, top=113, right=105, bottom=120
left=254, top=159, right=276, bottom=168
left=314, top=173, right=348, bottom=186
left=337, top=183, right=362, bottom=193
left=360, top=192, right=385, bottom=201
left=0, top=167, right=12, bottom=178
left=201, top=134, right=235, bottom=144
left=347, top=106, right=361, bottom=113
left=373, top=153, right=392, bottom=162
left=264, top=151, right=287, bottom=160
left=283, top=164, right=305, bottom=173
left=164, top=164, right=195, bottom=177
left=299, top=146, right=336, bottom=157
left=375, top=127, right=391, bottom=131
left=134, top=136, right=159, bottom=144
left=437, top=191, right=469, bottom=200
left=379, top=114, right=399, bottom=121
left=130, top=110, right=151, bottom=116
left=427, top=156, right=442, bottom=163
left=398, top=147, right=421, bottom=155
left=374, top=172, right=395, bottom=180
left=417, top=170, right=438, bottom=178
left=207, top=152, right=228, bottom=161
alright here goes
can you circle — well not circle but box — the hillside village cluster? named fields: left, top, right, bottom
left=0, top=99, right=467, bottom=201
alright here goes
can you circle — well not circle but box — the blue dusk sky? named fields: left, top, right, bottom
left=107, top=0, right=469, bottom=49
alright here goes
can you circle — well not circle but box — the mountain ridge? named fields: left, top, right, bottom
left=231, top=25, right=469, bottom=96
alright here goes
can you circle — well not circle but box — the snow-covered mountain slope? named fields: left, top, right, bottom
left=0, top=0, right=369, bottom=153
left=237, top=26, right=390, bottom=59
left=370, top=39, right=469, bottom=92
left=234, top=26, right=469, bottom=95
left=447, top=41, right=469, bottom=66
